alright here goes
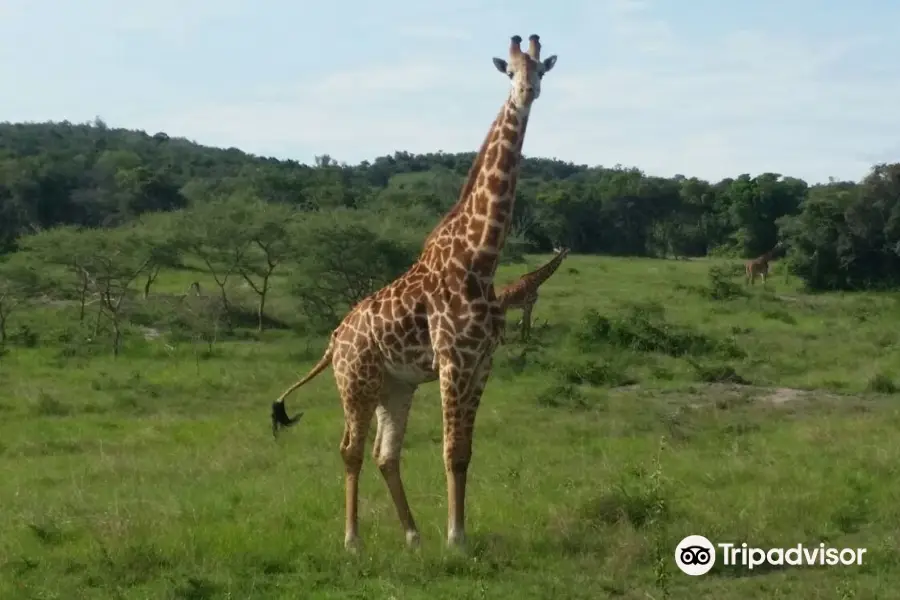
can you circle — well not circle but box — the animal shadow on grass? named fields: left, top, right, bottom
left=435, top=532, right=518, bottom=577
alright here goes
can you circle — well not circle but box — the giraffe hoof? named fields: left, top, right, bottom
left=406, top=530, right=421, bottom=548
left=446, top=530, right=467, bottom=550
left=344, top=535, right=361, bottom=554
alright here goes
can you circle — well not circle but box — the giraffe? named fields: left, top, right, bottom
left=497, top=246, right=570, bottom=341
left=745, top=242, right=783, bottom=286
left=270, top=34, right=557, bottom=552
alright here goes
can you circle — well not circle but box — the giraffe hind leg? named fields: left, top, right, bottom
left=337, top=375, right=379, bottom=552
left=372, top=377, right=420, bottom=547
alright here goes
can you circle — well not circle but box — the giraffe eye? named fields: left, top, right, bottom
left=507, top=72, right=513, bottom=79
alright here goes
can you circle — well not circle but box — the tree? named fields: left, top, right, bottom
left=130, top=211, right=183, bottom=299
left=290, top=210, right=417, bottom=328
left=235, top=199, right=297, bottom=331
left=777, top=165, right=900, bottom=291
left=177, top=197, right=254, bottom=314
left=0, top=257, right=41, bottom=345
left=18, top=225, right=99, bottom=322
left=18, top=226, right=153, bottom=354
left=83, top=229, right=155, bottom=355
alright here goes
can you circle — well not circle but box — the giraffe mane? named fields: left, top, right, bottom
left=419, top=111, right=503, bottom=253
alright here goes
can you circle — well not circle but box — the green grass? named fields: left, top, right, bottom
left=2, top=254, right=900, bottom=598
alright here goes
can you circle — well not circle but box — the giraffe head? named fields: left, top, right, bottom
left=492, top=34, right=557, bottom=109
left=552, top=245, right=570, bottom=256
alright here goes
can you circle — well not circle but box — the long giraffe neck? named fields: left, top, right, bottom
left=420, top=97, right=530, bottom=280
left=521, top=249, right=569, bottom=287
left=498, top=250, right=568, bottom=309
left=759, top=246, right=780, bottom=262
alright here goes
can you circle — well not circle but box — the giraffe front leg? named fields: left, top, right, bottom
left=521, top=302, right=534, bottom=341
left=372, top=378, right=421, bottom=548
left=439, top=352, right=493, bottom=549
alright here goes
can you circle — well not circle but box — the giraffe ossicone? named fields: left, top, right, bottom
left=270, top=34, right=558, bottom=552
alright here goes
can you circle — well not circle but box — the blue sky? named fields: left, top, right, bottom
left=2, top=0, right=899, bottom=183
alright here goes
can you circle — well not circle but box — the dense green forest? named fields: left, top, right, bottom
left=1, top=118, right=899, bottom=334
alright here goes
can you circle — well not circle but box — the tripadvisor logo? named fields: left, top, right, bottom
left=675, top=535, right=716, bottom=576
left=675, top=535, right=867, bottom=576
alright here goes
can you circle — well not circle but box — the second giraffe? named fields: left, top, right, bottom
left=745, top=242, right=783, bottom=285
left=498, top=246, right=570, bottom=341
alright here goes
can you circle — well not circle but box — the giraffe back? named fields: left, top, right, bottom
left=498, top=279, right=537, bottom=310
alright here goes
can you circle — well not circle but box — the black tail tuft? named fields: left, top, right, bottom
left=271, top=402, right=303, bottom=438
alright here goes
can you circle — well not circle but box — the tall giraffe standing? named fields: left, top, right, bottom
left=498, top=246, right=570, bottom=340
left=270, top=34, right=557, bottom=551
left=745, top=242, right=783, bottom=285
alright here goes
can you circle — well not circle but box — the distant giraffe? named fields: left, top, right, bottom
left=269, top=34, right=558, bottom=551
left=745, top=243, right=783, bottom=286
left=497, top=246, right=569, bottom=341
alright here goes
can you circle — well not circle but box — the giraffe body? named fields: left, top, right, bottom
left=745, top=243, right=783, bottom=286
left=498, top=246, right=569, bottom=340
left=271, top=34, right=557, bottom=551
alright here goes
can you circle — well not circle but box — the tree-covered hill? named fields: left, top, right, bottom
left=2, top=119, right=900, bottom=291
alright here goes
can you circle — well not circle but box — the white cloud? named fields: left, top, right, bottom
left=598, top=0, right=677, bottom=56
left=605, top=0, right=650, bottom=14
left=396, top=24, right=471, bottom=42
left=144, top=61, right=494, bottom=163
left=311, top=64, right=446, bottom=99
left=1, top=0, right=251, bottom=31
left=90, top=0, right=251, bottom=44
left=0, top=1, right=23, bottom=19
left=109, top=0, right=249, bottom=28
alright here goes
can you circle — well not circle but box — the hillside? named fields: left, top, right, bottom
left=3, top=120, right=899, bottom=293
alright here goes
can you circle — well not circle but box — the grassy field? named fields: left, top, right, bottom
left=2, top=254, right=900, bottom=599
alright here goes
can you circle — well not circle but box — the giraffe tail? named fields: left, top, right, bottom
left=271, top=338, right=335, bottom=438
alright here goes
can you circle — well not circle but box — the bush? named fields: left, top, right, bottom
left=575, top=303, right=744, bottom=360
left=290, top=210, right=420, bottom=329
left=703, top=264, right=745, bottom=301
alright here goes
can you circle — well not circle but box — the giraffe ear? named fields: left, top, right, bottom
left=542, top=55, right=557, bottom=72
left=492, top=58, right=508, bottom=74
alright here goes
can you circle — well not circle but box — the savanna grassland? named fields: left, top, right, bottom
left=2, top=254, right=899, bottom=600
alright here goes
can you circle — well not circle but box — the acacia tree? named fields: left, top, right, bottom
left=130, top=211, right=183, bottom=299
left=18, top=226, right=153, bottom=354
left=290, top=209, right=417, bottom=328
left=177, top=196, right=254, bottom=314
left=18, top=225, right=97, bottom=322
left=84, top=229, right=154, bottom=355
left=235, top=199, right=297, bottom=332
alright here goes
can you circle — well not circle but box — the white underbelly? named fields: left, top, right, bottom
left=384, top=362, right=437, bottom=384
